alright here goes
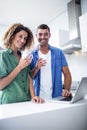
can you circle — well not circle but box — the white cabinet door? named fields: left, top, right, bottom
left=79, top=13, right=87, bottom=52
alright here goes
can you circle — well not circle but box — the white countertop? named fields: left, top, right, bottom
left=0, top=97, right=87, bottom=130
left=0, top=98, right=87, bottom=120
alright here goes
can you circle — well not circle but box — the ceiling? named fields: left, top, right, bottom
left=0, top=0, right=71, bottom=32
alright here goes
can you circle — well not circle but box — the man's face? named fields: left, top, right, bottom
left=36, top=29, right=51, bottom=46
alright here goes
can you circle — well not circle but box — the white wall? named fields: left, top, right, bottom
left=65, top=52, right=87, bottom=81
left=0, top=24, right=8, bottom=48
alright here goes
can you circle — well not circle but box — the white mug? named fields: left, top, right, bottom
left=22, top=49, right=33, bottom=60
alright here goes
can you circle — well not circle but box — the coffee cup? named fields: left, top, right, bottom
left=22, top=49, right=33, bottom=60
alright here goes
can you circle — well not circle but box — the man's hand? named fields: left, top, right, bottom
left=36, top=58, right=46, bottom=69
left=62, top=89, right=72, bottom=97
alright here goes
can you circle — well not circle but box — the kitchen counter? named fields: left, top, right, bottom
left=0, top=96, right=87, bottom=130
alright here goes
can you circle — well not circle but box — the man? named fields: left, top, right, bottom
left=30, top=24, right=72, bottom=100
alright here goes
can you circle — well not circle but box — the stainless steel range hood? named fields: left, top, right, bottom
left=61, top=0, right=82, bottom=54
left=61, top=37, right=81, bottom=54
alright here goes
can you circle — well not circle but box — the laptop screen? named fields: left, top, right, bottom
left=71, top=77, right=87, bottom=103
left=47, top=77, right=87, bottom=104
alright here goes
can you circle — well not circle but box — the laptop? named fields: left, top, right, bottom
left=48, top=77, right=87, bottom=104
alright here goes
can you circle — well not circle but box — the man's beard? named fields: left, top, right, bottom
left=39, top=39, right=48, bottom=46
left=40, top=42, right=46, bottom=46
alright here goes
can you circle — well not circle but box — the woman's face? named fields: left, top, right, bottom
left=12, top=30, right=28, bottom=49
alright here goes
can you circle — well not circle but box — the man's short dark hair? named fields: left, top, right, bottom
left=37, top=24, right=50, bottom=32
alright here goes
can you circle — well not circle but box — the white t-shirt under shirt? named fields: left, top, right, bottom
left=38, top=50, right=52, bottom=100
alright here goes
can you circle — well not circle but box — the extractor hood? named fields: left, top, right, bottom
left=61, top=38, right=81, bottom=54
left=61, top=0, right=82, bottom=54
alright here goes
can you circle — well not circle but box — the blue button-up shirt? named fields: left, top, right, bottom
left=30, top=45, right=68, bottom=98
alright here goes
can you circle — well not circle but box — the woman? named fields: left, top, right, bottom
left=0, top=23, right=45, bottom=104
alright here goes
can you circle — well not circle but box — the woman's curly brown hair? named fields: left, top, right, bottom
left=3, top=23, right=34, bottom=50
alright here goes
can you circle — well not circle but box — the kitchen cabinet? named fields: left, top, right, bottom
left=79, top=13, right=87, bottom=52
